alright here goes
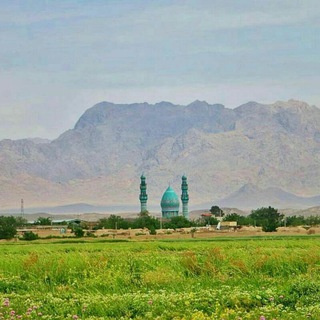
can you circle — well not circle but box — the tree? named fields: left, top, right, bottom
left=68, top=220, right=81, bottom=232
left=0, top=216, right=17, bottom=239
left=34, top=217, right=52, bottom=226
left=133, top=212, right=160, bottom=230
left=74, top=227, right=84, bottom=238
left=15, top=216, right=28, bottom=227
left=163, top=216, right=193, bottom=229
left=206, top=216, right=219, bottom=226
left=305, top=215, right=320, bottom=226
left=97, top=215, right=130, bottom=229
left=223, top=213, right=252, bottom=226
left=198, top=215, right=219, bottom=226
left=285, top=215, right=305, bottom=227
left=249, top=206, right=284, bottom=232
left=210, top=206, right=224, bottom=217
left=22, top=231, right=39, bottom=241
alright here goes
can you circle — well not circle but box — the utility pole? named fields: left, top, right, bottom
left=20, top=199, right=24, bottom=216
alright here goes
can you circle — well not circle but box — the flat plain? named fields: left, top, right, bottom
left=0, top=235, right=320, bottom=319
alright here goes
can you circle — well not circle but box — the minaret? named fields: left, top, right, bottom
left=139, top=174, right=148, bottom=213
left=181, top=175, right=189, bottom=219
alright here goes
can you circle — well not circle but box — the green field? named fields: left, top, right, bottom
left=0, top=236, right=320, bottom=319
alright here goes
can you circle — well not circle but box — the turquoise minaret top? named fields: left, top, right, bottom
left=181, top=175, right=189, bottom=220
left=139, top=174, right=148, bottom=213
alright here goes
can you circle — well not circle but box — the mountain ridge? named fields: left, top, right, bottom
left=0, top=99, right=320, bottom=211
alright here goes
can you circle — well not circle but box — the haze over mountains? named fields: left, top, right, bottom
left=1, top=99, right=320, bottom=213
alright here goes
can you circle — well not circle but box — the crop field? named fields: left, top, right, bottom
left=0, top=236, right=320, bottom=319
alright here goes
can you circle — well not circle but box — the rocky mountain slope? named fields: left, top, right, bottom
left=1, top=99, right=320, bottom=211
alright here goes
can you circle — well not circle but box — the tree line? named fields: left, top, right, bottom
left=0, top=216, right=65, bottom=240
left=212, top=206, right=320, bottom=232
left=1, top=206, right=320, bottom=239
left=94, top=212, right=216, bottom=235
left=0, top=213, right=212, bottom=240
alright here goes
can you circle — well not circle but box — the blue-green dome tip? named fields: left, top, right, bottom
left=161, top=186, right=180, bottom=210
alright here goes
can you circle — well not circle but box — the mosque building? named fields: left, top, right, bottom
left=139, top=175, right=189, bottom=220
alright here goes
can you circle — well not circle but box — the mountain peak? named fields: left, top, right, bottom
left=154, top=101, right=175, bottom=108
left=234, top=101, right=267, bottom=114
left=271, top=99, right=314, bottom=112
left=187, top=100, right=210, bottom=107
left=238, top=183, right=261, bottom=193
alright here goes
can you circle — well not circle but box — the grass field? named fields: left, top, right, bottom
left=0, top=236, right=320, bottom=319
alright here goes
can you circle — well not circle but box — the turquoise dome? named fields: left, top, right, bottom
left=161, top=186, right=180, bottom=216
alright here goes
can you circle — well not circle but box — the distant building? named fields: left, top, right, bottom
left=220, top=221, right=237, bottom=228
left=140, top=175, right=190, bottom=219
left=217, top=221, right=237, bottom=231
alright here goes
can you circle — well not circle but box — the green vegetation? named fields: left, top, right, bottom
left=96, top=213, right=203, bottom=231
left=0, top=237, right=319, bottom=319
left=21, top=231, right=39, bottom=241
left=0, top=216, right=18, bottom=239
left=212, top=205, right=286, bottom=232
left=34, top=217, right=52, bottom=226
left=285, top=215, right=320, bottom=226
left=249, top=207, right=284, bottom=232
left=1, top=206, right=319, bottom=245
left=96, top=214, right=131, bottom=229
left=73, top=227, right=85, bottom=238
left=223, top=208, right=320, bottom=229
left=223, top=212, right=251, bottom=225
left=210, top=205, right=224, bottom=217
left=162, top=216, right=192, bottom=229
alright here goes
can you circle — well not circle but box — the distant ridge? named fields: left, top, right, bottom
left=0, top=203, right=139, bottom=215
left=218, top=183, right=320, bottom=210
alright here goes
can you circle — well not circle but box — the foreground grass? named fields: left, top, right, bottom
left=0, top=236, right=319, bottom=319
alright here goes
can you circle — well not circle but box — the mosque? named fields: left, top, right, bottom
left=139, top=175, right=189, bottom=220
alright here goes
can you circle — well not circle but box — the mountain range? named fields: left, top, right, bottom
left=1, top=99, right=320, bottom=212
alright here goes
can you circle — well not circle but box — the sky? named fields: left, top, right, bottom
left=0, top=0, right=319, bottom=140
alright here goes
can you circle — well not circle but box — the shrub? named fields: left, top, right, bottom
left=74, top=227, right=84, bottom=238
left=22, top=231, right=39, bottom=241
left=163, top=216, right=192, bottom=229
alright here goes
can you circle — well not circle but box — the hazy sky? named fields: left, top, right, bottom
left=0, top=0, right=319, bottom=140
